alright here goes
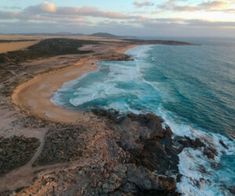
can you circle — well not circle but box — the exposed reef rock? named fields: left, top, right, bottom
left=93, top=109, right=179, bottom=175
left=175, top=136, right=218, bottom=160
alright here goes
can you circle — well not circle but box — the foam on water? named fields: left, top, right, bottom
left=52, top=44, right=235, bottom=195
left=155, top=105, right=235, bottom=195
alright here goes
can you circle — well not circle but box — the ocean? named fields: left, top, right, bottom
left=52, top=38, right=235, bottom=195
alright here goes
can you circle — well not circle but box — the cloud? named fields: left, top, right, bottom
left=1, top=17, right=235, bottom=38
left=0, top=10, right=19, bottom=19
left=200, top=1, right=226, bottom=10
left=56, top=6, right=135, bottom=19
left=40, top=1, right=57, bottom=13
left=157, top=0, right=234, bottom=12
left=21, top=3, right=138, bottom=20
left=2, top=6, right=21, bottom=10
left=141, top=17, right=235, bottom=28
left=24, top=1, right=57, bottom=14
left=0, top=1, right=235, bottom=36
left=133, top=0, right=154, bottom=8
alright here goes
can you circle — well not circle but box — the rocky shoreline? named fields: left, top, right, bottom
left=1, top=108, right=222, bottom=195
left=0, top=105, right=222, bottom=195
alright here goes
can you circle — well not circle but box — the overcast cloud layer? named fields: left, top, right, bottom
left=0, top=0, right=235, bottom=37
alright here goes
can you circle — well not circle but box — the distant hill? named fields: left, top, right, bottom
left=90, top=32, right=118, bottom=38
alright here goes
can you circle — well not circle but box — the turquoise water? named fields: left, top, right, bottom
left=52, top=40, right=235, bottom=195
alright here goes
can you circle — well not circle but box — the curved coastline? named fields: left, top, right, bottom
left=6, top=40, right=235, bottom=195
left=11, top=44, right=135, bottom=124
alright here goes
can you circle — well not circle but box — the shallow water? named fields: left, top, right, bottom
left=52, top=39, right=235, bottom=195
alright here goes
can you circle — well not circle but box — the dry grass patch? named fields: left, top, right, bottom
left=0, top=41, right=38, bottom=54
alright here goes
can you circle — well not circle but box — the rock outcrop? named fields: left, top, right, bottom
left=12, top=110, right=181, bottom=195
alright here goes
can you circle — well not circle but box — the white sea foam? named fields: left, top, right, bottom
left=156, top=106, right=235, bottom=195
left=60, top=45, right=154, bottom=107
left=126, top=44, right=154, bottom=59
left=177, top=147, right=233, bottom=196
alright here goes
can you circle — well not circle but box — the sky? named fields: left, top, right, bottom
left=0, top=0, right=235, bottom=37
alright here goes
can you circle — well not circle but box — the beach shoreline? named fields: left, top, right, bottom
left=11, top=44, right=135, bottom=124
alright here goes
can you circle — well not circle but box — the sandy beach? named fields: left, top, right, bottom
left=11, top=44, right=135, bottom=124
left=11, top=57, right=97, bottom=123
